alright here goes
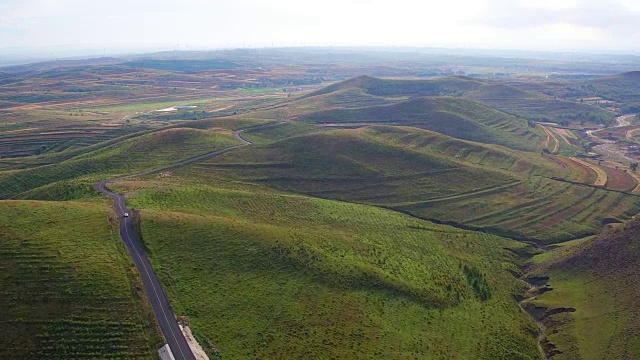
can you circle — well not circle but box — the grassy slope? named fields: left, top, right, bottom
left=187, top=123, right=640, bottom=243
left=526, top=220, right=640, bottom=359
left=0, top=200, right=159, bottom=359
left=119, top=181, right=541, bottom=359
left=299, top=96, right=544, bottom=151
left=0, top=127, right=241, bottom=199
left=197, top=125, right=523, bottom=204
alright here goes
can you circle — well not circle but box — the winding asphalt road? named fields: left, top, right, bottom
left=95, top=128, right=255, bottom=359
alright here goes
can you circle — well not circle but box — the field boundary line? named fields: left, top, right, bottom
left=391, top=180, right=523, bottom=207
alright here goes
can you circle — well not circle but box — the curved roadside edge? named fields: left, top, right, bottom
left=625, top=169, right=640, bottom=193
left=569, top=157, right=607, bottom=187
left=541, top=126, right=559, bottom=153
left=94, top=123, right=279, bottom=359
left=550, top=127, right=571, bottom=146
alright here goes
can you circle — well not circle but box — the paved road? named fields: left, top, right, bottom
left=95, top=128, right=255, bottom=359
left=96, top=180, right=196, bottom=360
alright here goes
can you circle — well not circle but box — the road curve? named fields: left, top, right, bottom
left=95, top=127, right=258, bottom=359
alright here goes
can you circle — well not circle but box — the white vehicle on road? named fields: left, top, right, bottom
left=124, top=213, right=129, bottom=217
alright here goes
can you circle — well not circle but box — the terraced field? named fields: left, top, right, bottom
left=0, top=201, right=160, bottom=359
left=0, top=127, right=242, bottom=199
left=569, top=157, right=608, bottom=186
left=178, top=123, right=640, bottom=243
left=405, top=178, right=640, bottom=242
left=0, top=125, right=146, bottom=160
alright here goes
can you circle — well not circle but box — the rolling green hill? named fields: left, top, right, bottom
left=115, top=180, right=542, bottom=359
left=182, top=123, right=640, bottom=243
left=0, top=67, right=633, bottom=360
left=193, top=125, right=524, bottom=204
left=299, top=96, right=544, bottom=151
left=526, top=219, right=640, bottom=359
left=0, top=201, right=160, bottom=359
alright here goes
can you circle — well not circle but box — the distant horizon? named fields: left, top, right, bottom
left=2, top=0, right=640, bottom=62
left=3, top=44, right=640, bottom=68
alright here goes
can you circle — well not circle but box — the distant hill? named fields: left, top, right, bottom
left=579, top=71, right=640, bottom=105
left=301, top=75, right=484, bottom=99
left=123, top=58, right=241, bottom=72
left=528, top=219, right=640, bottom=359
left=302, top=76, right=615, bottom=125
left=299, top=96, right=543, bottom=151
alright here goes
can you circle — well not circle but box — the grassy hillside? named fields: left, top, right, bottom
left=193, top=126, right=523, bottom=204
left=299, top=97, right=544, bottom=151
left=0, top=201, right=159, bottom=359
left=526, top=219, right=640, bottom=359
left=179, top=124, right=640, bottom=243
left=116, top=180, right=541, bottom=359
left=0, top=127, right=241, bottom=199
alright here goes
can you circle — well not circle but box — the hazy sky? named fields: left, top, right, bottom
left=1, top=0, right=639, bottom=54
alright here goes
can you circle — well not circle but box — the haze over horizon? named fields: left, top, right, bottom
left=1, top=0, right=640, bottom=57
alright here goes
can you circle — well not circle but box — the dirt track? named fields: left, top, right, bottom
left=551, top=128, right=572, bottom=146
left=541, top=126, right=559, bottom=153
left=569, top=157, right=608, bottom=186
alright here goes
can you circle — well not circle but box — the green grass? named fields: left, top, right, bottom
left=404, top=177, right=640, bottom=243
left=190, top=126, right=522, bottom=204
left=240, top=121, right=321, bottom=145
left=119, top=181, right=541, bottom=359
left=178, top=124, right=637, bottom=243
left=0, top=200, right=160, bottom=359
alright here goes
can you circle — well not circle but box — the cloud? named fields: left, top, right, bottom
left=0, top=0, right=639, bottom=53
left=480, top=0, right=640, bottom=33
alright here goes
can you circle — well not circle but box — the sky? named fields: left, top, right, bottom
left=1, top=0, right=640, bottom=55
